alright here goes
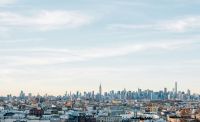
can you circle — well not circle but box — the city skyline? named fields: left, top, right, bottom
left=0, top=81, right=197, bottom=97
left=0, top=0, right=200, bottom=95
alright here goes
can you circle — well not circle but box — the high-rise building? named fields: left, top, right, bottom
left=164, top=88, right=167, bottom=94
left=164, top=87, right=167, bottom=99
left=187, top=89, right=191, bottom=96
left=28, top=93, right=32, bottom=100
left=175, top=81, right=177, bottom=96
left=99, top=83, right=102, bottom=98
left=92, top=91, right=95, bottom=100
left=19, top=90, right=25, bottom=99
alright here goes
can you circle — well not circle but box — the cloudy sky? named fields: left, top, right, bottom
left=0, top=0, right=200, bottom=96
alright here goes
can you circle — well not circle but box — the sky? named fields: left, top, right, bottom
left=0, top=0, right=200, bottom=96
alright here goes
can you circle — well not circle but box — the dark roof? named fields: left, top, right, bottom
left=4, top=112, right=15, bottom=116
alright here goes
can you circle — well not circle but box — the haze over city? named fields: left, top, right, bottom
left=0, top=0, right=200, bottom=96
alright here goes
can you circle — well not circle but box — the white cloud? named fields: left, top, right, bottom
left=159, top=16, right=200, bottom=32
left=107, top=24, right=153, bottom=30
left=108, top=16, right=200, bottom=32
left=183, top=59, right=200, bottom=65
left=0, top=40, right=196, bottom=66
left=0, top=10, right=92, bottom=31
left=0, top=0, right=16, bottom=5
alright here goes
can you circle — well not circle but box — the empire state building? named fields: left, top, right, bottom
left=99, top=84, right=102, bottom=99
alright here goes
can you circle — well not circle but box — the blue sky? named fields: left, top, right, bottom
left=0, top=0, right=200, bottom=96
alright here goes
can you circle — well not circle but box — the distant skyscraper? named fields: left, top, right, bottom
left=175, top=81, right=177, bottom=95
left=19, top=90, right=25, bottom=99
left=99, top=83, right=102, bottom=99
left=164, top=87, right=167, bottom=94
left=65, top=91, right=68, bottom=96
left=28, top=93, right=32, bottom=100
left=187, top=89, right=191, bottom=96
left=92, top=90, right=95, bottom=100
left=164, top=87, right=167, bottom=99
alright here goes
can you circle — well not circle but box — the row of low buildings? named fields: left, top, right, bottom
left=0, top=97, right=200, bottom=122
left=0, top=86, right=200, bottom=122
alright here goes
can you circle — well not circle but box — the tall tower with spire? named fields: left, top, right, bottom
left=175, top=81, right=177, bottom=98
left=99, top=83, right=102, bottom=100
